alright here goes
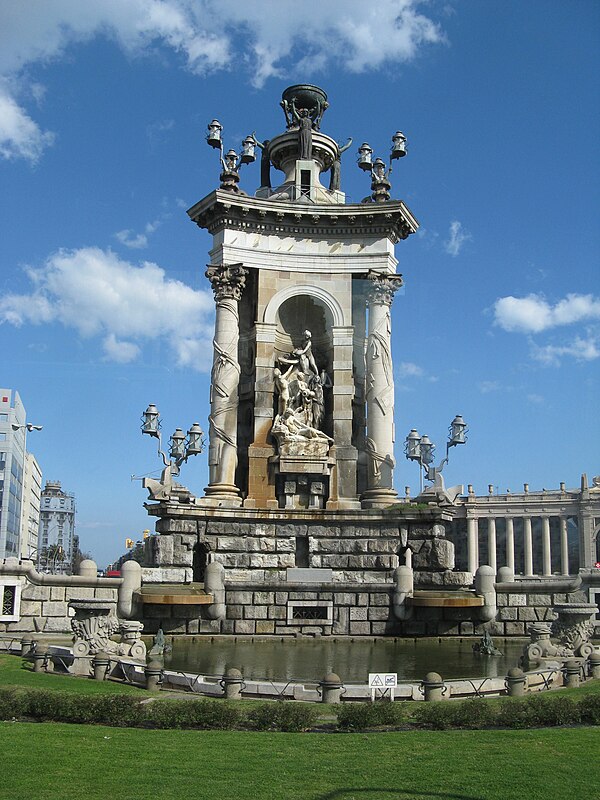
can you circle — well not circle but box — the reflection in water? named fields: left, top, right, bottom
left=161, top=637, right=525, bottom=682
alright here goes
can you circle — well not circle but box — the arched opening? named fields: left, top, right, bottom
left=275, top=294, right=334, bottom=437
left=192, top=542, right=209, bottom=583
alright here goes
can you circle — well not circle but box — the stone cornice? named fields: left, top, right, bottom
left=187, top=190, right=419, bottom=244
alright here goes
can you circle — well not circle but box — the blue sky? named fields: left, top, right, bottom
left=1, top=1, right=598, bottom=568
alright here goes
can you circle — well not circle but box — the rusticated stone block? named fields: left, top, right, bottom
left=370, top=592, right=391, bottom=606
left=413, top=571, right=444, bottom=586
left=321, top=555, right=350, bottom=569
left=41, top=601, right=67, bottom=617
left=227, top=591, right=253, bottom=604
left=161, top=620, right=187, bottom=634
left=332, top=606, right=349, bottom=634
left=22, top=585, right=50, bottom=601
left=19, top=600, right=42, bottom=616
left=40, top=617, right=70, bottom=633
left=412, top=539, right=454, bottom=571
left=220, top=620, right=235, bottom=635
left=268, top=606, right=286, bottom=620
left=198, top=619, right=221, bottom=634
left=370, top=622, right=389, bottom=635
left=244, top=606, right=268, bottom=619
left=349, top=607, right=367, bottom=621
left=349, top=621, right=370, bottom=635
left=275, top=538, right=295, bottom=553
left=507, top=594, right=527, bottom=606
left=50, top=587, right=65, bottom=600
left=308, top=524, right=338, bottom=538
left=498, top=607, right=517, bottom=621
left=234, top=620, right=255, bottom=634
left=275, top=592, right=288, bottom=605
left=504, top=622, right=525, bottom=635
left=527, top=594, right=552, bottom=606
left=256, top=620, right=275, bottom=635
left=248, top=554, right=281, bottom=568
left=333, top=592, right=356, bottom=605
left=156, top=519, right=198, bottom=534
left=289, top=591, right=318, bottom=600
left=518, top=607, right=537, bottom=621
left=247, top=538, right=276, bottom=553
left=226, top=605, right=244, bottom=620
left=253, top=591, right=274, bottom=605
left=443, top=571, right=472, bottom=586
left=65, top=587, right=95, bottom=601
left=217, top=537, right=248, bottom=551
left=94, top=588, right=118, bottom=601
left=495, top=593, right=507, bottom=605
left=368, top=607, right=389, bottom=621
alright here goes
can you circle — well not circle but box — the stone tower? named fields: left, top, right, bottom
left=142, top=86, right=466, bottom=637
left=188, top=84, right=418, bottom=513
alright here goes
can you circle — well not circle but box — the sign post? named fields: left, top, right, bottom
left=368, top=672, right=398, bottom=702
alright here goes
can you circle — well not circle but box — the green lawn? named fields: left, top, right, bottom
left=0, top=722, right=595, bottom=800
left=0, top=652, right=144, bottom=694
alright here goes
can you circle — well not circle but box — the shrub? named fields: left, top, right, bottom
left=578, top=694, right=600, bottom=725
left=497, top=694, right=581, bottom=729
left=0, top=688, right=29, bottom=720
left=146, top=699, right=241, bottom=730
left=245, top=701, right=317, bottom=732
left=337, top=701, right=407, bottom=731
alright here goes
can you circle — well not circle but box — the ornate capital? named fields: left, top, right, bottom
left=206, top=264, right=248, bottom=302
left=366, top=272, right=403, bottom=306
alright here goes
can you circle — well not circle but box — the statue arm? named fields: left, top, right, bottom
left=338, top=137, right=353, bottom=154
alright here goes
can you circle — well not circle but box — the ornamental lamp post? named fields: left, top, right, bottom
left=404, top=416, right=468, bottom=501
left=205, top=120, right=256, bottom=191
left=140, top=405, right=205, bottom=501
left=357, top=131, right=408, bottom=203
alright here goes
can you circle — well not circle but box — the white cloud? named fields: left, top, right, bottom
left=115, top=218, right=163, bottom=249
left=0, top=81, right=55, bottom=162
left=397, top=361, right=425, bottom=378
left=0, top=246, right=214, bottom=369
left=527, top=393, right=544, bottom=404
left=494, top=293, right=600, bottom=334
left=478, top=380, right=501, bottom=394
left=102, top=333, right=141, bottom=363
left=0, top=1, right=444, bottom=161
left=444, top=220, right=471, bottom=257
left=531, top=335, right=600, bottom=366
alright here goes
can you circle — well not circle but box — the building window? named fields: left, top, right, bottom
left=0, top=581, right=21, bottom=622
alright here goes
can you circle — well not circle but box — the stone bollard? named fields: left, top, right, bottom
left=421, top=672, right=446, bottom=702
left=145, top=660, right=163, bottom=692
left=220, top=668, right=244, bottom=700
left=20, top=637, right=34, bottom=657
left=91, top=651, right=110, bottom=681
left=505, top=667, right=527, bottom=697
left=318, top=672, right=344, bottom=704
left=562, top=659, right=581, bottom=689
left=32, top=643, right=48, bottom=673
left=589, top=652, right=600, bottom=680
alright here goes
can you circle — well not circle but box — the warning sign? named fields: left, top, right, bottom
left=368, top=673, right=398, bottom=688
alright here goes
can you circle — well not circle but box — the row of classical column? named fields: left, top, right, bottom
left=466, top=515, right=571, bottom=577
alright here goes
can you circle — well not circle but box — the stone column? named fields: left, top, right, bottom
left=204, top=264, right=247, bottom=505
left=560, top=517, right=570, bottom=576
left=327, top=326, right=360, bottom=510
left=467, top=517, right=479, bottom=576
left=361, top=272, right=402, bottom=508
left=487, top=517, right=497, bottom=573
left=541, top=516, right=552, bottom=576
left=523, top=517, right=533, bottom=576
left=245, top=322, right=278, bottom=508
left=505, top=517, right=515, bottom=573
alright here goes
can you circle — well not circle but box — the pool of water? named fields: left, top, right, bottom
left=160, top=637, right=526, bottom=683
